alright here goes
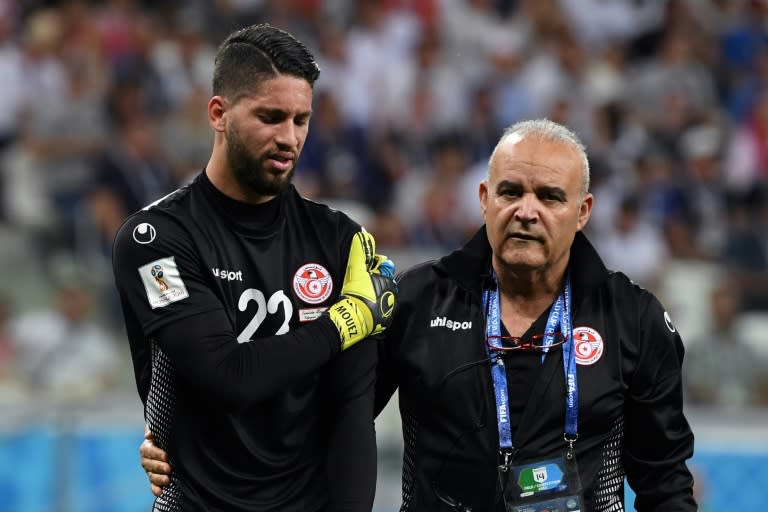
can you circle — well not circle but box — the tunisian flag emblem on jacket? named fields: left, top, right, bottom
left=573, top=326, right=604, bottom=366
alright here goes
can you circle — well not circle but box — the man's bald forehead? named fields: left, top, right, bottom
left=489, top=134, right=583, bottom=185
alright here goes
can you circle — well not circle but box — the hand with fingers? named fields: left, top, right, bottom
left=326, top=229, right=397, bottom=350
left=140, top=425, right=172, bottom=497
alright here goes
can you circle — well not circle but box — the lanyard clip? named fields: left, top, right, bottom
left=564, top=433, right=578, bottom=460
left=498, top=450, right=513, bottom=472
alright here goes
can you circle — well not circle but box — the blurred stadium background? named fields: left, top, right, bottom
left=0, top=0, right=766, bottom=510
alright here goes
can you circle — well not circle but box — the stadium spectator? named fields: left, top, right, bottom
left=9, top=279, right=120, bottom=399
left=684, top=279, right=768, bottom=407
left=19, top=51, right=108, bottom=254
left=88, top=110, right=177, bottom=252
left=294, top=89, right=369, bottom=201
left=593, top=193, right=668, bottom=290
left=0, top=294, right=22, bottom=396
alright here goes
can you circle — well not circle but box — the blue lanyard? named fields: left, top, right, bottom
left=483, top=271, right=578, bottom=450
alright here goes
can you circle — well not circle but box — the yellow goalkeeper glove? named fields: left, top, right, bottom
left=327, top=230, right=397, bottom=351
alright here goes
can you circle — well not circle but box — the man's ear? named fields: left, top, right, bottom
left=576, top=193, right=593, bottom=232
left=479, top=180, right=489, bottom=219
left=208, top=96, right=227, bottom=132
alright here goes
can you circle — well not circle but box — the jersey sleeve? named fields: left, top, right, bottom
left=112, top=211, right=223, bottom=334
left=113, top=210, right=219, bottom=402
left=624, top=292, right=697, bottom=511
left=319, top=222, right=379, bottom=510
left=153, top=308, right=340, bottom=409
left=321, top=339, right=378, bottom=511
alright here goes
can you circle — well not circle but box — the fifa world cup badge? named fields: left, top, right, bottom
left=139, top=257, right=189, bottom=309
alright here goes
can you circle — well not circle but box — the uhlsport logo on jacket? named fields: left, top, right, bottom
left=430, top=316, right=472, bottom=331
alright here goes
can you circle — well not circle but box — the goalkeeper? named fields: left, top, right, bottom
left=112, top=23, right=396, bottom=512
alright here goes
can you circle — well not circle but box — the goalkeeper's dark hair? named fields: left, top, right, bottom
left=213, top=23, right=320, bottom=103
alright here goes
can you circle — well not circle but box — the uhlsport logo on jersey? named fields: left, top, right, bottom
left=211, top=267, right=243, bottom=282
left=139, top=256, right=189, bottom=309
left=573, top=326, right=604, bottom=366
left=293, top=263, right=333, bottom=304
left=133, top=222, right=156, bottom=244
left=664, top=311, right=676, bottom=333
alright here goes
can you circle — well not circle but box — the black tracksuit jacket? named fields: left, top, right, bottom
left=375, top=227, right=697, bottom=512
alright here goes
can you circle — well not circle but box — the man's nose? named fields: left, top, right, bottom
left=514, top=194, right=539, bottom=223
left=274, top=120, right=298, bottom=147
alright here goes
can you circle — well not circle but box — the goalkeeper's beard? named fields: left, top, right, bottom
left=226, top=123, right=295, bottom=197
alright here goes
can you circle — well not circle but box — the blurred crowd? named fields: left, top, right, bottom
left=0, top=0, right=766, bottom=409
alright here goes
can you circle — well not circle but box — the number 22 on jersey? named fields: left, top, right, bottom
left=237, top=288, right=294, bottom=343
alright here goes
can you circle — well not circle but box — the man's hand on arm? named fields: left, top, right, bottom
left=140, top=425, right=172, bottom=497
left=327, top=230, right=397, bottom=350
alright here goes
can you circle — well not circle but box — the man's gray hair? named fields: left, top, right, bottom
left=488, top=119, right=590, bottom=195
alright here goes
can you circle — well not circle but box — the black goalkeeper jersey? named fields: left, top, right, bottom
left=112, top=171, right=376, bottom=511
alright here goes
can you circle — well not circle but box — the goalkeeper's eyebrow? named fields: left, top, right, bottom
left=253, top=106, right=312, bottom=125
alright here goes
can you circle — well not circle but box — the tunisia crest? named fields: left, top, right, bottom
left=573, top=326, right=604, bottom=366
left=293, top=263, right=333, bottom=304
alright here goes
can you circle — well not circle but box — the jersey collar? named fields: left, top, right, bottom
left=198, top=170, right=288, bottom=238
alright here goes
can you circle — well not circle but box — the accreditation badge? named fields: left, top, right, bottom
left=499, top=452, right=583, bottom=512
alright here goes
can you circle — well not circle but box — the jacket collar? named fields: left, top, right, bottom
left=435, top=227, right=610, bottom=303
left=435, top=227, right=493, bottom=295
